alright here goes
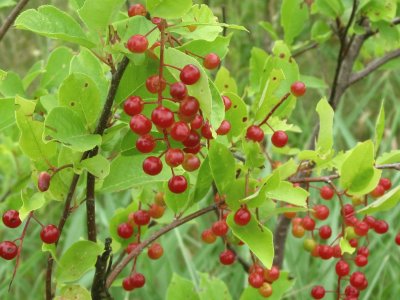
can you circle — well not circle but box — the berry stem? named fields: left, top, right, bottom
left=158, top=21, right=166, bottom=105
left=144, top=25, right=158, bottom=37
left=163, top=63, right=182, bottom=71
left=258, top=92, right=291, bottom=127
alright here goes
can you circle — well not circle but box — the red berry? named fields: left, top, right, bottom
left=311, top=286, right=325, bottom=299
left=170, top=121, right=190, bottom=142
left=345, top=285, right=360, bottom=297
left=122, top=277, right=135, bottom=291
left=148, top=204, right=165, bottom=219
left=212, top=220, right=228, bottom=236
left=332, top=245, right=342, bottom=258
left=313, top=205, right=329, bottom=220
left=201, top=228, right=217, bottom=244
left=38, top=171, right=51, bottom=192
left=291, top=81, right=306, bottom=97
left=234, top=207, right=251, bottom=226
left=148, top=243, right=163, bottom=259
left=219, top=249, right=235, bottom=265
left=363, top=215, right=376, bottom=228
left=248, top=272, right=264, bottom=288
left=182, top=154, right=200, bottom=172
left=2, top=210, right=22, bottom=228
left=379, top=178, right=392, bottom=190
left=370, top=185, right=385, bottom=198
left=146, top=75, right=166, bottom=94
left=133, top=210, right=151, bottom=226
left=170, top=82, right=188, bottom=100
left=128, top=4, right=146, bottom=17
left=354, top=221, right=369, bottom=236
left=320, top=186, right=334, bottom=200
left=222, top=96, right=232, bottom=111
left=40, top=224, right=60, bottom=244
left=216, top=120, right=231, bottom=135
left=264, top=265, right=280, bottom=282
left=201, top=122, right=213, bottom=139
left=190, top=114, right=203, bottom=130
left=203, top=53, right=220, bottom=70
left=130, top=114, right=152, bottom=135
left=0, top=241, right=18, bottom=260
left=271, top=130, right=288, bottom=148
left=350, top=272, right=366, bottom=290
left=179, top=96, right=200, bottom=117
left=319, top=225, right=332, bottom=239
left=131, top=273, right=146, bottom=288
left=168, top=175, right=188, bottom=194
left=143, top=156, right=163, bottom=175
left=126, top=242, right=139, bottom=254
left=374, top=220, right=389, bottom=234
left=127, top=35, right=148, bottom=53
left=165, top=148, right=184, bottom=167
left=183, top=144, right=201, bottom=154
left=318, top=245, right=333, bottom=260
left=246, top=125, right=264, bottom=142
left=136, top=134, right=156, bottom=153
left=357, top=246, right=369, bottom=257
left=341, top=204, right=355, bottom=218
left=301, top=216, right=315, bottom=231
left=182, top=130, right=200, bottom=148
left=151, top=106, right=175, bottom=128
left=124, top=96, right=144, bottom=116
left=395, top=233, right=400, bottom=245
left=117, top=223, right=134, bottom=239
left=335, top=260, right=350, bottom=277
left=349, top=238, right=358, bottom=248
left=355, top=255, right=368, bottom=267
left=180, top=64, right=201, bottom=85
left=249, top=264, right=264, bottom=275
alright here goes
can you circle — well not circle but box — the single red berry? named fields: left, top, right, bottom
left=190, top=114, right=203, bottom=130
left=249, top=264, right=264, bottom=275
left=216, top=120, right=231, bottom=135
left=151, top=17, right=163, bottom=29
left=165, top=148, right=184, bottom=167
left=170, top=121, right=190, bottom=142
left=170, top=82, right=188, bottom=100
left=40, top=225, right=60, bottom=244
left=318, top=245, right=333, bottom=260
left=379, top=178, right=392, bottom=190
left=291, top=81, right=306, bottom=97
left=271, top=130, right=288, bottom=148
left=180, top=64, right=201, bottom=85
left=127, top=34, right=148, bottom=53
left=117, top=223, right=134, bottom=239
left=126, top=242, right=140, bottom=254
left=2, top=210, right=22, bottom=228
left=357, top=246, right=369, bottom=257
left=122, top=277, right=135, bottom=291
left=301, top=216, right=315, bottom=231
left=312, top=205, right=330, bottom=220
left=133, top=210, right=150, bottom=226
left=38, top=171, right=51, bottom=192
left=248, top=272, right=264, bottom=288
left=234, top=207, right=251, bottom=226
left=355, top=255, right=368, bottom=267
left=203, top=53, right=220, bottom=70
left=131, top=273, right=146, bottom=288
left=146, top=75, right=166, bottom=94
left=350, top=272, right=366, bottom=290
left=264, top=265, right=280, bottom=282
left=335, top=260, right=350, bottom=277
left=151, top=106, right=175, bottom=128
left=320, top=186, right=334, bottom=200
left=395, top=233, right=400, bottom=245
left=212, top=220, right=229, bottom=236
left=179, top=96, right=200, bottom=117
left=341, top=204, right=355, bottom=218
left=148, top=243, right=163, bottom=259
left=246, top=125, right=264, bottom=142
left=374, top=220, right=389, bottom=234
left=219, top=249, right=235, bottom=265
left=311, top=286, right=325, bottom=299
left=201, top=122, right=213, bottom=139
left=332, top=245, right=342, bottom=258
left=370, top=185, right=385, bottom=198
left=319, top=225, right=332, bottom=239
left=124, top=96, right=144, bottom=116
left=130, top=114, right=152, bottom=135
left=222, top=96, right=232, bottom=111
left=182, top=154, right=200, bottom=172
left=354, top=221, right=369, bottom=236
left=143, top=156, right=163, bottom=175
left=0, top=241, right=18, bottom=260
left=345, top=285, right=360, bottom=297
left=349, top=239, right=358, bottom=248
left=148, top=204, right=165, bottom=219
left=201, top=228, right=217, bottom=244
left=136, top=134, right=156, bottom=153
left=168, top=175, right=188, bottom=194
left=182, top=130, right=200, bottom=148
left=183, top=144, right=201, bottom=154
left=128, top=4, right=146, bottom=17
left=363, top=215, right=376, bottom=228
left=344, top=216, right=358, bottom=226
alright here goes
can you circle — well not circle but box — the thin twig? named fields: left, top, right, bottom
left=0, top=0, right=30, bottom=42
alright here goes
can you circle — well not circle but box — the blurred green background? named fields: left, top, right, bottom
left=1, top=0, right=399, bottom=299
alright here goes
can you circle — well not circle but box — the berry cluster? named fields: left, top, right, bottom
left=247, top=264, right=280, bottom=297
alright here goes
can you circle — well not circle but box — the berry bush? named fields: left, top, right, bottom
left=0, top=0, right=400, bottom=299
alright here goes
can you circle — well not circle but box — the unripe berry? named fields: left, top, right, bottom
left=271, top=130, right=288, bottom=148
left=180, top=64, right=201, bottom=85
left=148, top=204, right=165, bottom=219
left=40, top=224, right=60, bottom=244
left=182, top=154, right=200, bottom=172
left=233, top=207, right=251, bottom=226
left=292, top=224, right=305, bottom=238
left=38, top=171, right=51, bottom=192
left=258, top=282, right=273, bottom=297
left=201, top=228, right=217, bottom=244
left=203, top=53, right=220, bottom=70
left=219, top=249, right=235, bottom=265
left=148, top=243, right=163, bottom=259
left=2, top=210, right=22, bottom=228
left=303, top=238, right=317, bottom=252
left=127, top=35, right=148, bottom=53
left=291, top=81, right=306, bottom=97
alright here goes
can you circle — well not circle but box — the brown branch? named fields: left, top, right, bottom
left=92, top=238, right=113, bottom=300
left=0, top=0, right=30, bottom=42
left=292, top=42, right=319, bottom=58
left=347, top=48, right=400, bottom=87
left=106, top=203, right=217, bottom=287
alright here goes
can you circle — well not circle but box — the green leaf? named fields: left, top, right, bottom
left=55, top=285, right=91, bottom=300
left=15, top=96, right=57, bottom=162
left=166, top=273, right=200, bottom=300
left=42, top=243, right=59, bottom=263
left=23, top=60, right=45, bottom=90
left=265, top=181, right=308, bottom=207
left=376, top=150, right=400, bottom=164
left=198, top=272, right=232, bottom=300
left=215, top=67, right=238, bottom=94
left=0, top=0, right=16, bottom=8
left=164, top=174, right=190, bottom=213
left=315, top=98, right=334, bottom=154
left=339, top=237, right=356, bottom=255
left=59, top=73, right=101, bottom=130
left=147, top=0, right=192, bottom=19
left=361, top=0, right=397, bottom=22
left=358, top=185, right=400, bottom=214
left=78, top=155, right=110, bottom=179
left=273, top=159, right=298, bottom=179
left=209, top=80, right=226, bottom=130
left=0, top=98, right=15, bottom=131
left=243, top=142, right=264, bottom=169
left=102, top=154, right=171, bottom=192
left=44, top=107, right=102, bottom=152
left=19, top=191, right=45, bottom=220
left=78, top=0, right=124, bottom=31
left=340, top=141, right=382, bottom=195
left=208, top=141, right=236, bottom=194
left=281, top=0, right=309, bottom=45
left=56, top=240, right=103, bottom=283
left=249, top=47, right=269, bottom=96
left=300, top=74, right=328, bottom=89
left=312, top=0, right=344, bottom=18
left=15, top=5, right=94, bottom=47
left=259, top=21, right=279, bottom=41
left=0, top=71, right=25, bottom=98
left=193, top=157, right=212, bottom=202
left=109, top=202, right=139, bottom=247
left=374, top=101, right=385, bottom=155
left=226, top=213, right=274, bottom=268
left=227, top=178, right=261, bottom=209
left=224, top=92, right=248, bottom=139
left=311, top=20, right=332, bottom=43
